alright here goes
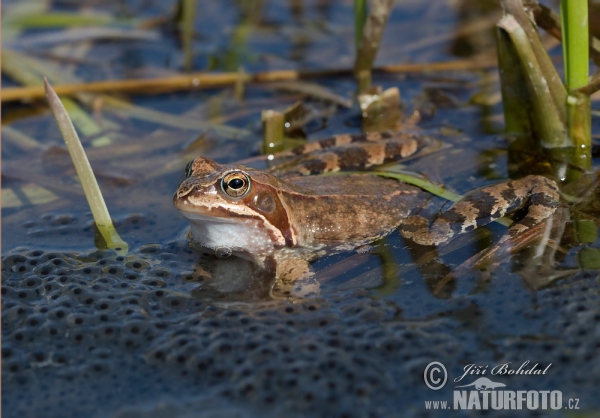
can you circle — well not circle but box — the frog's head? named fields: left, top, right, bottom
left=173, top=157, right=297, bottom=260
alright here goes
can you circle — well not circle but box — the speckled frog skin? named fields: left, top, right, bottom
left=174, top=132, right=560, bottom=282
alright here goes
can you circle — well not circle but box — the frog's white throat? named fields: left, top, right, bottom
left=179, top=211, right=283, bottom=260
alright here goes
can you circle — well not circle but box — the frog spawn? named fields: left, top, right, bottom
left=1, top=246, right=420, bottom=416
left=3, top=245, right=600, bottom=417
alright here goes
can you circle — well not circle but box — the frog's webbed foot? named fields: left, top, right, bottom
left=399, top=175, right=560, bottom=252
left=270, top=257, right=320, bottom=299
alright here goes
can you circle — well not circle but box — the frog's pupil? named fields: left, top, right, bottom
left=229, top=178, right=244, bottom=189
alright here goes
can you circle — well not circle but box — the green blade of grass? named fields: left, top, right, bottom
left=373, top=167, right=464, bottom=202
left=44, top=78, right=128, bottom=255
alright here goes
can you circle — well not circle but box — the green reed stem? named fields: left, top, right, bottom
left=497, top=14, right=569, bottom=148
left=181, top=0, right=197, bottom=71
left=354, top=0, right=367, bottom=52
left=45, top=79, right=129, bottom=255
left=262, top=109, right=285, bottom=153
left=561, top=0, right=591, bottom=171
left=354, top=0, right=394, bottom=93
left=561, top=0, right=589, bottom=91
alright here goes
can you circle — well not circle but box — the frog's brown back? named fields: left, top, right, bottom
left=284, top=174, right=425, bottom=247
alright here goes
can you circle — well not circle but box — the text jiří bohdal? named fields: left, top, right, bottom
left=454, top=361, right=552, bottom=383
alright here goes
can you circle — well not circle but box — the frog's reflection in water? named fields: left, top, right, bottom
left=187, top=252, right=321, bottom=302
left=187, top=254, right=273, bottom=301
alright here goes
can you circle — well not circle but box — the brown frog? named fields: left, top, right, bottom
left=173, top=132, right=560, bottom=287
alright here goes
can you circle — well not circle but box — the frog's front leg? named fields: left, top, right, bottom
left=399, top=175, right=560, bottom=248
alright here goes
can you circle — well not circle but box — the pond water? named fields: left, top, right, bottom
left=2, top=0, right=600, bottom=417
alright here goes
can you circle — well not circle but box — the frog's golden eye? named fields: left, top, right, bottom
left=221, top=171, right=251, bottom=198
left=184, top=160, right=194, bottom=178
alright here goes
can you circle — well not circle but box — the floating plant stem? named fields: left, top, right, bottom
left=44, top=79, right=128, bottom=255
left=2, top=59, right=498, bottom=104
left=1, top=71, right=250, bottom=103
